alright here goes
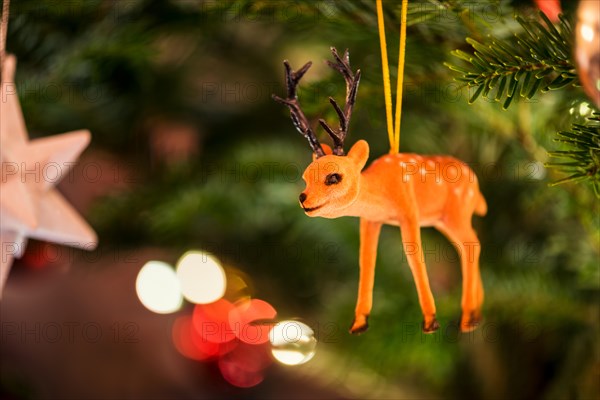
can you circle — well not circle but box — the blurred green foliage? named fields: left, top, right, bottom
left=5, top=0, right=599, bottom=398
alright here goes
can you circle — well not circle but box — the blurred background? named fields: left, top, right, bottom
left=1, top=0, right=598, bottom=399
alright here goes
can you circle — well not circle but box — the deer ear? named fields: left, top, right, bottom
left=313, top=144, right=333, bottom=161
left=347, top=140, right=369, bottom=170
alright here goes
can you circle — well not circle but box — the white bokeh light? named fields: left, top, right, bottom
left=136, top=261, right=183, bottom=314
left=176, top=251, right=226, bottom=304
left=580, top=24, right=594, bottom=43
left=269, top=320, right=317, bottom=366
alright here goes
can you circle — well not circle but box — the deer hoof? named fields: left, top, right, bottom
left=422, top=318, right=440, bottom=334
left=349, top=315, right=369, bottom=335
left=460, top=312, right=482, bottom=332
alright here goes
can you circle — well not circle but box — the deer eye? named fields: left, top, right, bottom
left=325, top=173, right=342, bottom=185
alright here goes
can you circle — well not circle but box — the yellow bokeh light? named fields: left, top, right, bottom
left=176, top=251, right=226, bottom=304
left=136, top=261, right=183, bottom=314
left=223, top=267, right=253, bottom=302
left=269, top=320, right=317, bottom=366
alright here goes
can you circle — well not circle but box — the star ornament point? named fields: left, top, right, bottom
left=0, top=55, right=98, bottom=297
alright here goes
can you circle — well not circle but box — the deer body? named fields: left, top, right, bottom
left=274, top=48, right=486, bottom=335
left=301, top=142, right=486, bottom=333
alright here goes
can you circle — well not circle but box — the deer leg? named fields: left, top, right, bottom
left=459, top=228, right=483, bottom=332
left=350, top=219, right=382, bottom=335
left=436, top=220, right=483, bottom=332
left=399, top=220, right=439, bottom=334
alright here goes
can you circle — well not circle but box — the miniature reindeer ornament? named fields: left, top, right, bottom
left=273, top=48, right=486, bottom=334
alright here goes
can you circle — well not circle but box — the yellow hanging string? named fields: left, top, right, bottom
left=393, top=0, right=408, bottom=153
left=376, top=0, right=395, bottom=152
left=376, top=0, right=408, bottom=154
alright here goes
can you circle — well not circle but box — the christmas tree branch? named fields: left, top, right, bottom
left=546, top=113, right=600, bottom=197
left=446, top=11, right=577, bottom=110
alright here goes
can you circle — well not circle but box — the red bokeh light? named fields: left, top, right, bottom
left=533, top=0, right=561, bottom=22
left=193, top=299, right=237, bottom=344
left=175, top=296, right=278, bottom=388
left=229, top=299, right=277, bottom=345
left=20, top=242, right=58, bottom=270
left=172, top=316, right=219, bottom=361
left=217, top=343, right=272, bottom=388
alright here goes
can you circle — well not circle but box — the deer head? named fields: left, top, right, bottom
left=273, top=47, right=363, bottom=218
left=300, top=140, right=369, bottom=218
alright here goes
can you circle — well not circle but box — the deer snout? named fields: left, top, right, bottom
left=298, top=192, right=323, bottom=214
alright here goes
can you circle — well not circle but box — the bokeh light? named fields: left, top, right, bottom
left=269, top=320, right=317, bottom=366
left=218, top=358, right=265, bottom=388
left=230, top=299, right=277, bottom=345
left=223, top=267, right=253, bottom=302
left=193, top=299, right=237, bottom=343
left=176, top=251, right=226, bottom=304
left=218, top=343, right=272, bottom=388
left=136, top=261, right=183, bottom=314
left=166, top=250, right=288, bottom=387
left=172, top=316, right=219, bottom=361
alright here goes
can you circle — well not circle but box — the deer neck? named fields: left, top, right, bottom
left=342, top=173, right=393, bottom=221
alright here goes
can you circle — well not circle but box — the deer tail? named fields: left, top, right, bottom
left=474, top=189, right=487, bottom=216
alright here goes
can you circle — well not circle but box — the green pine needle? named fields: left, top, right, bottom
left=446, top=11, right=577, bottom=110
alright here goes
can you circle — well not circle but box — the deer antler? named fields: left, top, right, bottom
left=272, top=61, right=325, bottom=158
left=319, top=47, right=361, bottom=156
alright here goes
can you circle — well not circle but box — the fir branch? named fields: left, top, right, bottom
left=445, top=11, right=577, bottom=110
left=546, top=113, right=600, bottom=197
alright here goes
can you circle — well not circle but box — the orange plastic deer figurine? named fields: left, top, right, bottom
left=273, top=48, right=486, bottom=334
